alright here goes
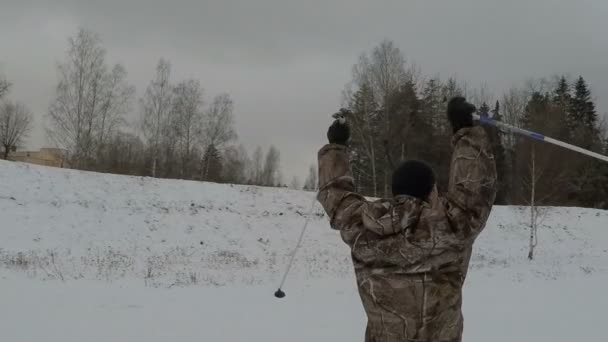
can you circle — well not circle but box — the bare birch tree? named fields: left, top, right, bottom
left=501, top=87, right=527, bottom=148
left=171, top=79, right=203, bottom=178
left=303, top=164, right=317, bottom=191
left=261, top=145, right=280, bottom=186
left=251, top=146, right=264, bottom=185
left=141, top=58, right=172, bottom=177
left=469, top=83, right=494, bottom=108
left=96, top=64, right=135, bottom=154
left=0, top=101, right=33, bottom=159
left=201, top=93, right=236, bottom=178
left=524, top=145, right=550, bottom=260
left=202, top=93, right=236, bottom=148
left=47, top=28, right=133, bottom=169
left=350, top=40, right=410, bottom=197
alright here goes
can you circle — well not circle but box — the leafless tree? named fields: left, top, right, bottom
left=0, top=77, right=10, bottom=99
left=290, top=176, right=301, bottom=190
left=499, top=87, right=529, bottom=202
left=251, top=146, right=264, bottom=185
left=276, top=170, right=285, bottom=187
left=353, top=40, right=410, bottom=106
left=516, top=97, right=567, bottom=258
left=47, top=28, right=134, bottom=169
left=98, top=131, right=146, bottom=175
left=171, top=79, right=203, bottom=178
left=141, top=58, right=172, bottom=177
left=222, top=144, right=251, bottom=184
left=469, top=83, right=494, bottom=108
left=199, top=93, right=236, bottom=178
left=350, top=39, right=411, bottom=196
left=344, top=83, right=380, bottom=196
left=97, top=64, right=135, bottom=154
left=303, top=164, right=317, bottom=191
left=526, top=145, right=538, bottom=260
left=0, top=101, right=33, bottom=159
left=524, top=145, right=550, bottom=260
left=261, top=145, right=280, bottom=186
left=523, top=77, right=553, bottom=97
left=202, top=93, right=236, bottom=148
left=501, top=88, right=527, bottom=127
left=237, top=144, right=253, bottom=181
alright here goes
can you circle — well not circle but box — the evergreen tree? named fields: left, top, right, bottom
left=201, top=144, right=222, bottom=182
left=570, top=76, right=599, bottom=149
left=553, top=76, right=570, bottom=102
left=491, top=101, right=501, bottom=120
left=478, top=102, right=490, bottom=117
left=561, top=76, right=607, bottom=208
left=553, top=76, right=572, bottom=129
left=572, top=76, right=597, bottom=128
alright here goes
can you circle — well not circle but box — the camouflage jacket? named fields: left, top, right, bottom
left=317, top=126, right=497, bottom=342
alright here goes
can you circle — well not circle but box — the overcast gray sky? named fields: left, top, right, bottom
left=1, top=0, right=607, bottom=181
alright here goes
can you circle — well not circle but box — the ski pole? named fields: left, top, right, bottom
left=274, top=192, right=317, bottom=299
left=473, top=114, right=608, bottom=163
left=274, top=110, right=348, bottom=299
left=274, top=110, right=350, bottom=299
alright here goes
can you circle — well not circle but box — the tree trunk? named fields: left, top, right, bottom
left=370, top=139, right=377, bottom=197
left=528, top=145, right=536, bottom=260
left=203, top=157, right=210, bottom=181
left=385, top=98, right=390, bottom=198
left=183, top=130, right=190, bottom=179
left=152, top=157, right=157, bottom=178
left=384, top=169, right=389, bottom=198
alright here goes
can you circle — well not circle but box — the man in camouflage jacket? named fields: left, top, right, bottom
left=317, top=97, right=497, bottom=341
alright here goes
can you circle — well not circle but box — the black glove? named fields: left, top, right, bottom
left=447, top=96, right=476, bottom=133
left=327, top=119, right=350, bottom=145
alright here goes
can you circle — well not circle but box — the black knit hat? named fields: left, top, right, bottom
left=391, top=160, right=436, bottom=199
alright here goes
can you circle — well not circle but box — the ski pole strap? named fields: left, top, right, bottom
left=473, top=114, right=608, bottom=163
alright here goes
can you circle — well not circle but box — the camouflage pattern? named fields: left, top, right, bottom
left=317, top=126, right=497, bottom=342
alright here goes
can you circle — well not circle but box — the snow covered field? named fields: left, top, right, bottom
left=1, top=159, right=607, bottom=341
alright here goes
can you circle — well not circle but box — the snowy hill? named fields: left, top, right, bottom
left=1, top=159, right=608, bottom=341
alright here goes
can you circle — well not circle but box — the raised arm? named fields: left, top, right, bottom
left=444, top=98, right=497, bottom=240
left=316, top=113, right=417, bottom=237
left=317, top=143, right=367, bottom=229
left=316, top=117, right=368, bottom=232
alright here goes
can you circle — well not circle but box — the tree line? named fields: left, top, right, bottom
left=2, top=34, right=607, bottom=203
left=0, top=28, right=283, bottom=187
left=342, top=40, right=608, bottom=209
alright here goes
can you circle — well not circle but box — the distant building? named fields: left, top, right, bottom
left=9, top=148, right=69, bottom=168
